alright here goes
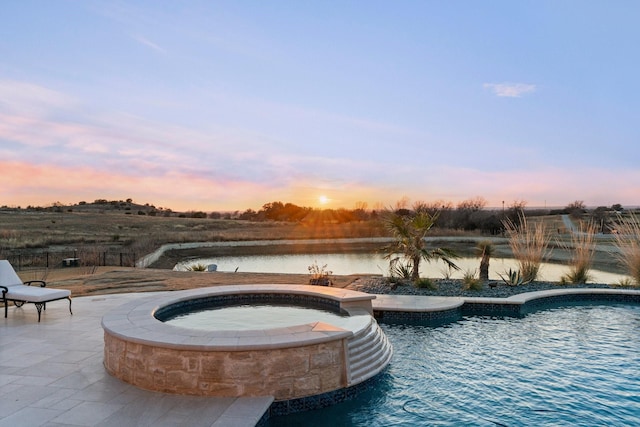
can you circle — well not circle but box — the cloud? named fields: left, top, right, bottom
left=0, top=81, right=78, bottom=116
left=131, top=34, right=166, bottom=54
left=483, top=82, right=536, bottom=98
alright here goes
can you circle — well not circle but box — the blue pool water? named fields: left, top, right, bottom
left=270, top=304, right=640, bottom=426
left=163, top=303, right=355, bottom=331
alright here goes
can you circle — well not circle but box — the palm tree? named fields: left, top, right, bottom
left=477, top=240, right=494, bottom=281
left=382, top=210, right=459, bottom=283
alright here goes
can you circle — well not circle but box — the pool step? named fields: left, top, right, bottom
left=346, top=317, right=393, bottom=385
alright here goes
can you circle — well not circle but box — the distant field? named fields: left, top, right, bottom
left=0, top=207, right=389, bottom=267
left=0, top=206, right=626, bottom=275
left=0, top=209, right=391, bottom=248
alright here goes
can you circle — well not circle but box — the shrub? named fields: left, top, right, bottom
left=498, top=268, right=528, bottom=286
left=389, top=258, right=412, bottom=280
left=185, top=263, right=207, bottom=271
left=308, top=260, right=332, bottom=285
left=308, top=260, right=332, bottom=279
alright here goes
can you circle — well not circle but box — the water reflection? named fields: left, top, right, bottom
left=176, top=253, right=628, bottom=284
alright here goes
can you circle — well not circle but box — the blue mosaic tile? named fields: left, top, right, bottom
left=374, top=307, right=462, bottom=326
left=155, top=293, right=343, bottom=321
left=376, top=292, right=640, bottom=327
left=461, top=302, right=523, bottom=317
left=268, top=373, right=384, bottom=416
left=520, top=292, right=640, bottom=316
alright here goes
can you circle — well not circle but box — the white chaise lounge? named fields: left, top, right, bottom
left=0, top=260, right=72, bottom=322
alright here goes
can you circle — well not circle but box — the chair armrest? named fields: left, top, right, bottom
left=0, top=285, right=7, bottom=295
left=24, top=280, right=47, bottom=288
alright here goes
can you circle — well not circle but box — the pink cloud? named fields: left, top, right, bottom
left=1, top=159, right=637, bottom=212
left=0, top=160, right=279, bottom=211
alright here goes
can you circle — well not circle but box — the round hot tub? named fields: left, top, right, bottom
left=158, top=301, right=357, bottom=331
left=102, top=285, right=392, bottom=404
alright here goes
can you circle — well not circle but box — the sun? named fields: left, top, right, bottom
left=318, top=195, right=329, bottom=205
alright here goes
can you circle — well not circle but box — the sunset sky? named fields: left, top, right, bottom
left=1, top=1, right=638, bottom=212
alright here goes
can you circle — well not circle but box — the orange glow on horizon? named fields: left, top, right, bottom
left=2, top=160, right=639, bottom=213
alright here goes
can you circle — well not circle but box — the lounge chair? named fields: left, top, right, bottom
left=0, top=260, right=72, bottom=322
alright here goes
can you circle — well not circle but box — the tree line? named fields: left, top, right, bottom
left=6, top=197, right=629, bottom=235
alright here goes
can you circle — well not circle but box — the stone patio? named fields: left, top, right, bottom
left=0, top=293, right=272, bottom=427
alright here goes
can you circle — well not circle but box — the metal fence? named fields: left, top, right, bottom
left=4, top=249, right=138, bottom=271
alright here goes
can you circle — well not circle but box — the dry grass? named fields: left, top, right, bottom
left=462, top=269, right=482, bottom=290
left=0, top=210, right=384, bottom=252
left=0, top=209, right=387, bottom=271
left=613, top=213, right=640, bottom=286
left=2, top=208, right=633, bottom=279
left=558, top=221, right=597, bottom=284
left=503, top=213, right=551, bottom=283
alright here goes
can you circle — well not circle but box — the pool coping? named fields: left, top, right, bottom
left=372, top=287, right=640, bottom=321
left=102, top=286, right=640, bottom=352
left=101, top=284, right=376, bottom=351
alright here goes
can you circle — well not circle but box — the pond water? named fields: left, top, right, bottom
left=175, top=253, right=628, bottom=284
left=269, top=304, right=640, bottom=426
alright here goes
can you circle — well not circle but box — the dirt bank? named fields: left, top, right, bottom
left=18, top=266, right=365, bottom=298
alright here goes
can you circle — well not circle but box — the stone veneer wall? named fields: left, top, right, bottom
left=103, top=331, right=348, bottom=400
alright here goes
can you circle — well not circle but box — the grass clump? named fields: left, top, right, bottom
left=415, top=277, right=436, bottom=289
left=558, top=221, right=596, bottom=285
left=614, top=277, right=635, bottom=288
left=613, top=212, right=640, bottom=286
left=440, top=264, right=457, bottom=280
left=503, top=213, right=550, bottom=283
left=462, top=269, right=482, bottom=291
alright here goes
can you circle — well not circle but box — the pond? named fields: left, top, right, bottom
left=175, top=253, right=628, bottom=284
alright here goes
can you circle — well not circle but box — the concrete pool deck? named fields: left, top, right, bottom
left=2, top=287, right=639, bottom=426
left=0, top=292, right=273, bottom=427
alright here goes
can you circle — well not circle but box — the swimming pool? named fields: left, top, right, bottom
left=269, top=304, right=640, bottom=426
